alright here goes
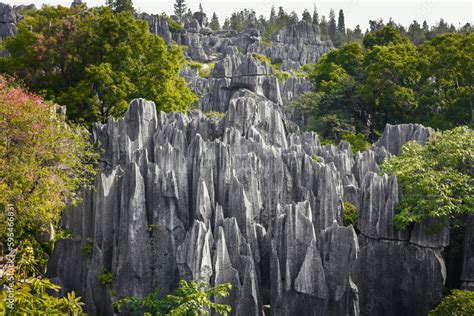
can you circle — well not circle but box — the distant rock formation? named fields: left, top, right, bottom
left=0, top=3, right=34, bottom=56
left=47, top=96, right=454, bottom=315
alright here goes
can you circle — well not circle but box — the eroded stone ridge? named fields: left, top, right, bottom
left=47, top=97, right=454, bottom=315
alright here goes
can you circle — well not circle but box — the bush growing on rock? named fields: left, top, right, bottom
left=382, top=126, right=474, bottom=229
left=429, top=289, right=474, bottom=316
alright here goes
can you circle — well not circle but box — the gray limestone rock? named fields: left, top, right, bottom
left=47, top=97, right=454, bottom=316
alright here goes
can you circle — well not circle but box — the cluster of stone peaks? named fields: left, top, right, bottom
left=47, top=94, right=472, bottom=315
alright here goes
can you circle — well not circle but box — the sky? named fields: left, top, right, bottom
left=5, top=0, right=473, bottom=30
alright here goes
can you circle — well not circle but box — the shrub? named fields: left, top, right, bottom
left=99, top=269, right=113, bottom=286
left=81, top=243, right=93, bottom=258
left=164, top=15, right=183, bottom=32
left=429, top=289, right=474, bottom=316
left=343, top=202, right=359, bottom=226
left=342, top=133, right=371, bottom=153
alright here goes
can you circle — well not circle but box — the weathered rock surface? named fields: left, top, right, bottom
left=0, top=3, right=34, bottom=56
left=47, top=97, right=459, bottom=315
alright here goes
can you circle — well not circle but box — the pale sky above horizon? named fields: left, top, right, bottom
left=5, top=0, right=473, bottom=30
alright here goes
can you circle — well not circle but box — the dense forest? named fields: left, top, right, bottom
left=0, top=0, right=473, bottom=315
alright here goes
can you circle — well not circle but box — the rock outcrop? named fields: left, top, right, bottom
left=0, top=3, right=34, bottom=56
left=47, top=96, right=457, bottom=315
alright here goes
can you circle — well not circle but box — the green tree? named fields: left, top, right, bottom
left=0, top=243, right=84, bottom=315
left=363, top=25, right=410, bottom=48
left=174, top=0, right=187, bottom=20
left=0, top=5, right=196, bottom=125
left=302, top=9, right=311, bottom=24
left=381, top=127, right=474, bottom=229
left=210, top=12, right=220, bottom=31
left=429, top=289, right=474, bottom=316
left=114, top=280, right=232, bottom=315
left=0, top=77, right=94, bottom=314
left=107, top=0, right=134, bottom=13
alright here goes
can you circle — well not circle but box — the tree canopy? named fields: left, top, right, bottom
left=0, top=5, right=196, bottom=125
left=381, top=127, right=473, bottom=229
left=299, top=27, right=473, bottom=141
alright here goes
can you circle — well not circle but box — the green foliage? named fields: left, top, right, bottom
left=0, top=243, right=84, bottom=315
left=429, top=289, right=474, bottom=316
left=311, top=155, right=321, bottom=162
left=0, top=77, right=97, bottom=263
left=189, top=61, right=203, bottom=71
left=198, top=63, right=215, bottom=78
left=107, top=0, right=134, bottom=13
left=209, top=13, right=220, bottom=31
left=164, top=14, right=183, bottom=32
left=173, top=0, right=187, bottom=20
left=307, top=28, right=474, bottom=140
left=98, top=269, right=113, bottom=286
left=0, top=5, right=196, bottom=125
left=147, top=224, right=159, bottom=236
left=205, top=111, right=225, bottom=119
left=114, top=280, right=232, bottom=315
left=251, top=53, right=291, bottom=82
left=381, top=127, right=474, bottom=229
left=81, top=243, right=93, bottom=258
left=343, top=202, right=359, bottom=226
left=342, top=133, right=371, bottom=153
left=363, top=25, right=410, bottom=48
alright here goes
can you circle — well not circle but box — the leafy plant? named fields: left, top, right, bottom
left=343, top=202, right=359, bottom=227
left=99, top=269, right=113, bottom=286
left=0, top=5, right=197, bottom=125
left=198, top=63, right=215, bottom=78
left=114, top=280, right=232, bottom=315
left=342, top=133, right=371, bottom=153
left=251, top=53, right=291, bottom=82
left=0, top=77, right=98, bottom=269
left=311, top=155, right=321, bottom=162
left=381, top=127, right=474, bottom=229
left=0, top=243, right=84, bottom=315
left=429, top=289, right=474, bottom=316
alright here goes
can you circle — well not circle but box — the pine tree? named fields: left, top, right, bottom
left=269, top=6, right=276, bottom=22
left=328, top=9, right=337, bottom=41
left=174, top=0, right=187, bottom=20
left=337, top=9, right=345, bottom=33
left=199, top=3, right=203, bottom=13
left=210, top=12, right=220, bottom=31
left=302, top=9, right=311, bottom=24
left=312, top=5, right=319, bottom=25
